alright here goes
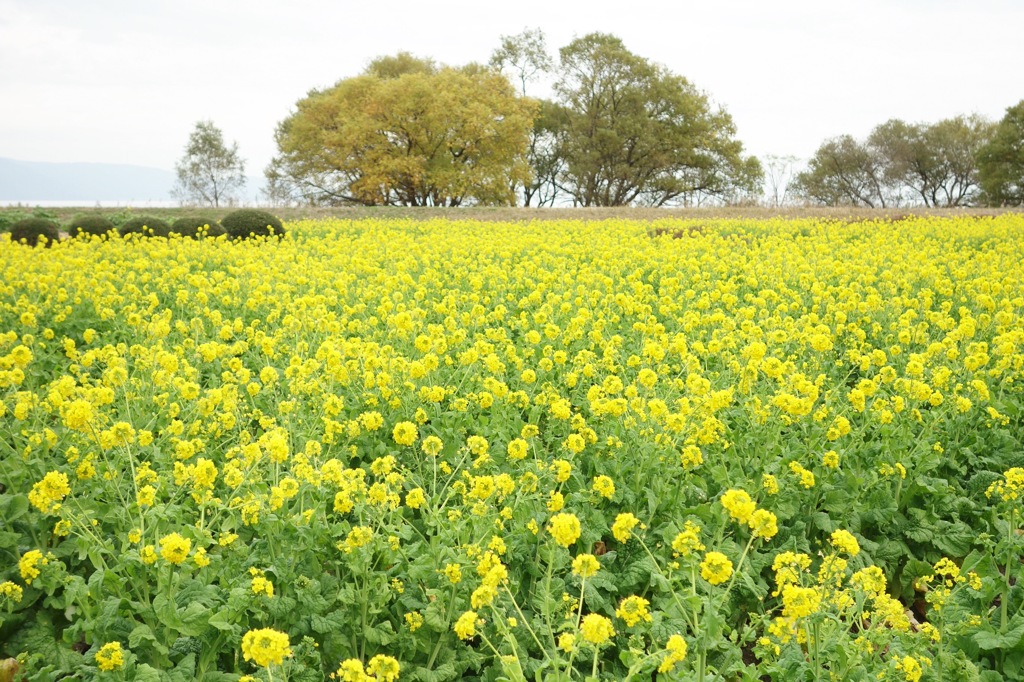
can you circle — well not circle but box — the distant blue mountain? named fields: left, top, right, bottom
left=0, top=157, right=261, bottom=204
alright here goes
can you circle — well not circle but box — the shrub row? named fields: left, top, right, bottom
left=6, top=210, right=285, bottom=246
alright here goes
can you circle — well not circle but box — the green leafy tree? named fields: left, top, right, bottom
left=869, top=116, right=993, bottom=207
left=792, top=135, right=894, bottom=207
left=978, top=100, right=1024, bottom=206
left=267, top=58, right=536, bottom=206
left=551, top=33, right=760, bottom=207
left=172, top=121, right=246, bottom=208
left=796, top=116, right=993, bottom=207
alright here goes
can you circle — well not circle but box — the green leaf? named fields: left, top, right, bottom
left=131, top=663, right=163, bottom=682
left=172, top=654, right=196, bottom=679
left=424, top=603, right=448, bottom=632
left=974, top=618, right=1024, bottom=650
left=310, top=612, right=346, bottom=634
left=267, top=595, right=298, bottom=619
left=0, top=531, right=21, bottom=549
left=178, top=602, right=211, bottom=637
left=207, top=610, right=234, bottom=632
left=811, top=512, right=833, bottom=532
left=0, top=494, right=29, bottom=522
left=414, top=662, right=459, bottom=682
left=364, top=620, right=396, bottom=645
left=905, top=526, right=934, bottom=543
left=153, top=594, right=184, bottom=631
left=931, top=524, right=976, bottom=557
left=128, top=624, right=168, bottom=656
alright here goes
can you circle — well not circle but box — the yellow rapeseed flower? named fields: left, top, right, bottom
left=830, top=529, right=860, bottom=557
left=547, top=513, right=581, bottom=548
left=28, top=471, right=71, bottom=514
left=62, top=399, right=95, bottom=431
left=700, top=551, right=733, bottom=586
left=720, top=489, right=756, bottom=525
left=0, top=581, right=24, bottom=603
left=95, top=641, right=125, bottom=671
left=781, top=585, right=822, bottom=619
left=572, top=553, right=600, bottom=578
left=615, top=595, right=652, bottom=627
left=454, top=610, right=479, bottom=640
left=250, top=570, right=274, bottom=597
left=405, top=612, right=424, bottom=632
left=658, top=634, right=688, bottom=673
left=159, top=532, right=191, bottom=565
left=405, top=487, right=426, bottom=509
left=18, top=549, right=47, bottom=584
left=241, top=628, right=291, bottom=667
left=506, top=438, right=529, bottom=460
left=611, top=512, right=640, bottom=543
left=367, top=654, right=400, bottom=682
left=671, top=521, right=705, bottom=556
left=392, top=421, right=418, bottom=446
left=336, top=659, right=368, bottom=682
left=343, top=526, right=374, bottom=552
left=986, top=467, right=1024, bottom=502
left=591, top=475, right=615, bottom=499
left=748, top=509, right=778, bottom=540
left=580, top=613, right=615, bottom=645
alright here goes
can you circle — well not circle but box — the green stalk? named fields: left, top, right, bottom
left=637, top=537, right=693, bottom=629
left=811, top=621, right=821, bottom=682
left=542, top=546, right=557, bottom=648
left=426, top=583, right=459, bottom=669
left=721, top=534, right=756, bottom=600
left=504, top=586, right=548, bottom=661
left=1002, top=508, right=1016, bottom=633
left=563, top=576, right=587, bottom=676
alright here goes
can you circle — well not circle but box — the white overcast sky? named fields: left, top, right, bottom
left=1, top=0, right=1022, bottom=176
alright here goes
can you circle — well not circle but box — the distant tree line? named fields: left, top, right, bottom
left=791, top=101, right=1024, bottom=208
left=172, top=30, right=1024, bottom=209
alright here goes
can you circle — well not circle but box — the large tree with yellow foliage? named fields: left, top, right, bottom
left=265, top=55, right=537, bottom=206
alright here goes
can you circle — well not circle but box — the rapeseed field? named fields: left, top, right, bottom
left=1, top=217, right=1023, bottom=681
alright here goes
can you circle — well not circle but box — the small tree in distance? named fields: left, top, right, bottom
left=173, top=121, right=246, bottom=208
left=763, top=154, right=800, bottom=207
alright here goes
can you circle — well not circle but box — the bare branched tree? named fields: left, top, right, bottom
left=173, top=121, right=246, bottom=208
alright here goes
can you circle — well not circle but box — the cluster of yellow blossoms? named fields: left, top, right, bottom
left=241, top=628, right=292, bottom=668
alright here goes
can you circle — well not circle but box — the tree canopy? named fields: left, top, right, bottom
left=977, top=100, right=1024, bottom=206
left=266, top=57, right=536, bottom=207
left=550, top=33, right=761, bottom=207
left=268, top=34, right=762, bottom=208
left=792, top=135, right=892, bottom=208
